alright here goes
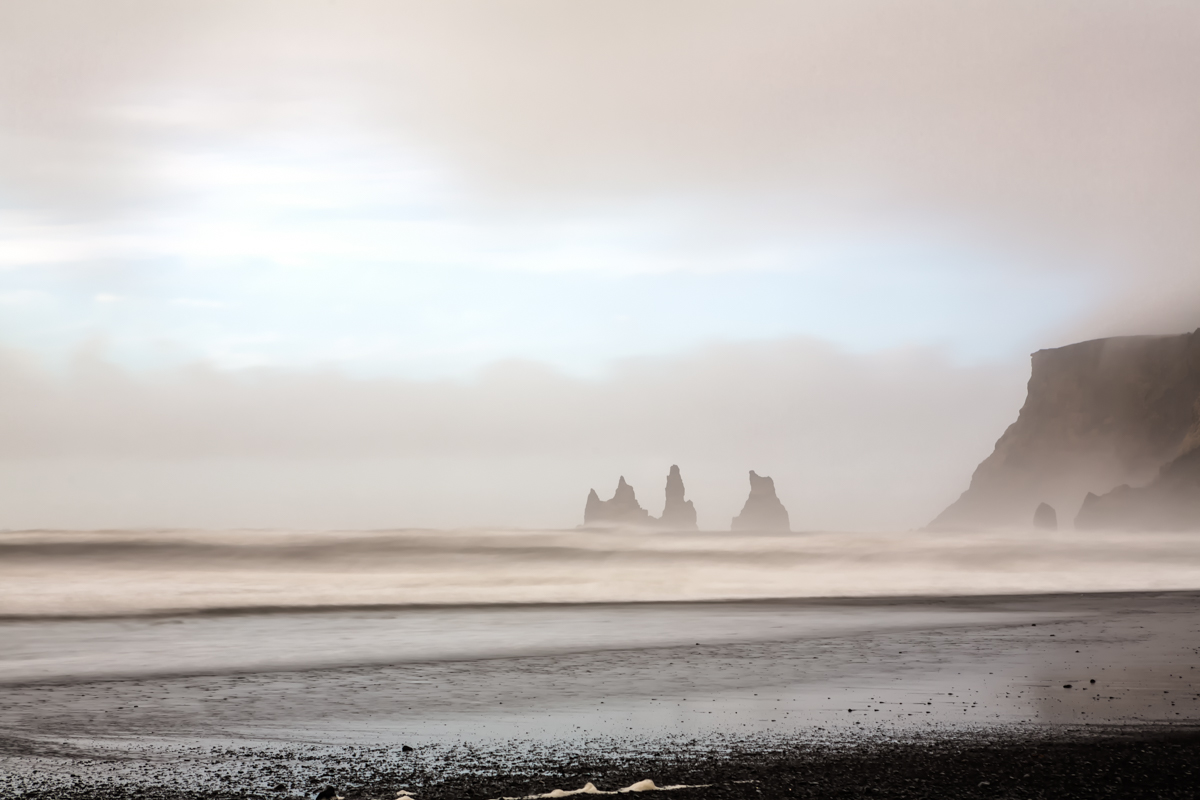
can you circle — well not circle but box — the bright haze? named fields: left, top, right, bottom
left=2, top=1, right=1198, bottom=530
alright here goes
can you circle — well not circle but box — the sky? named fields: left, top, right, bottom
left=1, top=0, right=1199, bottom=529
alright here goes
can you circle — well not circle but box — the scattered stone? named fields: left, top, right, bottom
left=315, top=786, right=339, bottom=800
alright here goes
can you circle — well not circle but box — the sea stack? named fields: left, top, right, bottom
left=658, top=464, right=698, bottom=530
left=1033, top=502, right=1057, bottom=530
left=928, top=330, right=1200, bottom=530
left=731, top=471, right=790, bottom=531
left=583, top=476, right=653, bottom=527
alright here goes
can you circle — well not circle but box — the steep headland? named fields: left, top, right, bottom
left=930, top=330, right=1200, bottom=530
left=1076, top=405, right=1200, bottom=530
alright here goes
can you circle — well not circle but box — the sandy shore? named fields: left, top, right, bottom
left=2, top=591, right=1199, bottom=798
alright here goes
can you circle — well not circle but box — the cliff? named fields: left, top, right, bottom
left=731, top=471, right=790, bottom=531
left=929, top=330, right=1200, bottom=530
left=1075, top=394, right=1200, bottom=530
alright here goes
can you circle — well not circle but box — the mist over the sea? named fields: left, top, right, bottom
left=6, top=527, right=1200, bottom=619
left=0, top=340, right=1025, bottom=531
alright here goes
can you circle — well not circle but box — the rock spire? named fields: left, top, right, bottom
left=731, top=471, right=790, bottom=531
left=583, top=466, right=700, bottom=529
left=658, top=464, right=698, bottom=530
left=583, top=476, right=653, bottom=527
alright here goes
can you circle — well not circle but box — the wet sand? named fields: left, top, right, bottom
left=2, top=590, right=1199, bottom=798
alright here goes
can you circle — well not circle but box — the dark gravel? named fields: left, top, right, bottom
left=4, top=725, right=1199, bottom=800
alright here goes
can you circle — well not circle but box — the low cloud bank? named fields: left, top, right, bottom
left=0, top=339, right=1024, bottom=530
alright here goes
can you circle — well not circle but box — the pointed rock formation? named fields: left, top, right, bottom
left=582, top=476, right=653, bottom=527
left=731, top=471, right=790, bottom=531
left=1033, top=502, right=1057, bottom=530
left=658, top=464, right=698, bottom=530
left=929, top=330, right=1200, bottom=530
left=584, top=488, right=604, bottom=523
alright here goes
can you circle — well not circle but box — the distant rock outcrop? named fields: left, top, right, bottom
left=583, top=476, right=653, bottom=527
left=1033, top=502, right=1057, bottom=530
left=583, top=467, right=699, bottom=529
left=658, top=464, right=698, bottom=530
left=929, top=331, right=1200, bottom=530
left=1075, top=399, right=1200, bottom=530
left=731, top=471, right=790, bottom=531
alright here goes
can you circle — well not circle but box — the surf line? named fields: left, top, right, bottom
left=488, top=779, right=713, bottom=800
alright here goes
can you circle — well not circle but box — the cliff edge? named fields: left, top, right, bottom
left=929, top=330, right=1200, bottom=530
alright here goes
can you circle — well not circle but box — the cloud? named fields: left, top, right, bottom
left=0, top=1, right=1195, bottom=529
left=1, top=1, right=1197, bottom=348
left=3, top=3, right=1198, bottom=256
left=0, top=338, right=1025, bottom=529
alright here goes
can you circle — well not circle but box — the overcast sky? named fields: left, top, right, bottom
left=1, top=1, right=1198, bottom=529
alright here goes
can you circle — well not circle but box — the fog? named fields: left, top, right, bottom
left=2, top=2, right=1200, bottom=529
left=5, top=2, right=1200, bottom=325
left=0, top=340, right=1023, bottom=529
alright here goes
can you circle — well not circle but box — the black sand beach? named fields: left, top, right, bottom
left=3, top=590, right=1199, bottom=799
left=5, top=725, right=1200, bottom=800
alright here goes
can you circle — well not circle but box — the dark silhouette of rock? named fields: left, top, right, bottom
left=731, top=471, right=790, bottom=531
left=583, top=476, right=653, bottom=527
left=658, top=464, right=698, bottom=529
left=315, top=787, right=339, bottom=800
left=1075, top=402, right=1200, bottom=530
left=929, top=330, right=1200, bottom=530
left=1033, top=502, right=1057, bottom=530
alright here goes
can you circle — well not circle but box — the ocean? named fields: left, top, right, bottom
left=3, top=527, right=1200, bottom=798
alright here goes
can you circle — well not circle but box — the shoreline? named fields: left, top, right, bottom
left=4, top=590, right=1198, bottom=798
left=1, top=586, right=1197, bottom=624
left=5, top=724, right=1200, bottom=799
